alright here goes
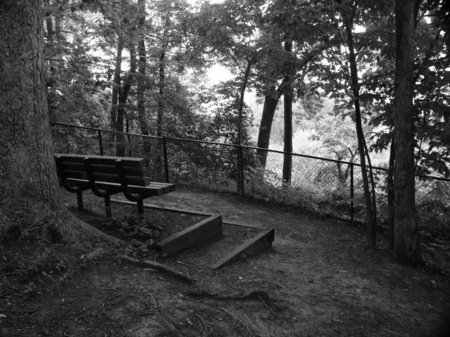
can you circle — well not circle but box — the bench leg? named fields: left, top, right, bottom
left=76, top=191, right=84, bottom=210
left=104, top=195, right=112, bottom=218
left=137, top=199, right=144, bottom=219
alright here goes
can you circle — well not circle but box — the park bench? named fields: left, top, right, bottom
left=54, top=154, right=175, bottom=218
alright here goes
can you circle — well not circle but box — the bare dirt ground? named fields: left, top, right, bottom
left=1, top=188, right=450, bottom=337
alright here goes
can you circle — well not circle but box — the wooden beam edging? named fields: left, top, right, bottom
left=211, top=229, right=275, bottom=270
left=111, top=199, right=263, bottom=228
left=155, top=215, right=223, bottom=257
left=112, top=198, right=213, bottom=216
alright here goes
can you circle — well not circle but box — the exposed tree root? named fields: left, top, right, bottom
left=148, top=295, right=184, bottom=337
left=185, top=289, right=281, bottom=316
left=119, top=255, right=197, bottom=285
left=1, top=197, right=123, bottom=251
left=184, top=289, right=270, bottom=301
left=218, top=307, right=255, bottom=337
left=56, top=212, right=123, bottom=250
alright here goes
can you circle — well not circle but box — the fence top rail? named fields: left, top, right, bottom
left=52, top=122, right=450, bottom=182
left=52, top=122, right=363, bottom=165
left=53, top=122, right=163, bottom=140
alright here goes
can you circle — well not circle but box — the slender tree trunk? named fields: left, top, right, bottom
left=283, top=92, right=293, bottom=186
left=237, top=61, right=252, bottom=146
left=0, top=0, right=118, bottom=250
left=155, top=19, right=169, bottom=178
left=155, top=47, right=166, bottom=178
left=136, top=0, right=151, bottom=167
left=283, top=38, right=293, bottom=186
left=236, top=60, right=252, bottom=195
left=44, top=0, right=57, bottom=119
left=137, top=0, right=148, bottom=135
left=110, top=36, right=123, bottom=131
left=44, top=0, right=54, bottom=45
left=256, top=91, right=281, bottom=168
left=393, top=0, right=422, bottom=265
left=343, top=11, right=376, bottom=248
left=116, top=41, right=137, bottom=156
left=54, top=9, right=63, bottom=43
left=157, top=50, right=166, bottom=138
left=388, top=138, right=395, bottom=250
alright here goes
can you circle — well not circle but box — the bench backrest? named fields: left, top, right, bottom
left=55, top=154, right=150, bottom=186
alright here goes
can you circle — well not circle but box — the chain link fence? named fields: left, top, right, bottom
left=52, top=123, right=450, bottom=238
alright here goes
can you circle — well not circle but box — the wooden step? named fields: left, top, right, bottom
left=156, top=215, right=223, bottom=257
left=211, top=229, right=275, bottom=269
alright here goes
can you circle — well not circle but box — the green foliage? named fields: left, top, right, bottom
left=198, top=81, right=253, bottom=144
left=43, top=2, right=110, bottom=127
left=43, top=0, right=449, bottom=180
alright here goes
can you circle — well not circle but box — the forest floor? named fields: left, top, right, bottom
left=1, top=188, right=450, bottom=337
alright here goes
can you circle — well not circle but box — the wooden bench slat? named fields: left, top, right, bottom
left=59, top=170, right=87, bottom=179
left=59, top=171, right=149, bottom=186
left=91, top=173, right=148, bottom=186
left=66, top=179, right=172, bottom=197
left=58, top=157, right=145, bottom=173
left=55, top=154, right=145, bottom=167
left=60, top=162, right=146, bottom=177
left=145, top=181, right=176, bottom=193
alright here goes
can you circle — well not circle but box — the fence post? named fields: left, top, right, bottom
left=237, top=144, right=245, bottom=197
left=98, top=129, right=104, bottom=156
left=163, top=136, right=169, bottom=183
left=350, top=162, right=354, bottom=222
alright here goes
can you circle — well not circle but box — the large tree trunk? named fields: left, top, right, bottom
left=0, top=0, right=119, bottom=250
left=393, top=0, right=422, bottom=265
left=255, top=41, right=333, bottom=169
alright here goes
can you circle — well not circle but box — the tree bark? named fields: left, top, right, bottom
left=236, top=60, right=252, bottom=196
left=393, top=0, right=421, bottom=265
left=256, top=90, right=281, bottom=168
left=44, top=0, right=57, bottom=118
left=0, top=0, right=119, bottom=250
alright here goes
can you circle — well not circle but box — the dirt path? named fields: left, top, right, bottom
left=1, top=188, right=449, bottom=336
